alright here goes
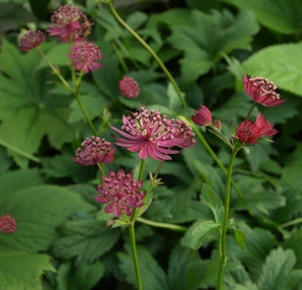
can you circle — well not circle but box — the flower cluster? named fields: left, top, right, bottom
left=119, top=76, right=140, bottom=99
left=95, top=169, right=145, bottom=217
left=48, top=4, right=92, bottom=42
left=72, top=136, right=115, bottom=166
left=111, top=106, right=196, bottom=161
left=19, top=30, right=45, bottom=51
left=0, top=214, right=17, bottom=233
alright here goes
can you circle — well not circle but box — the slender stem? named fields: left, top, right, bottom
left=280, top=217, right=302, bottom=228
left=137, top=217, right=187, bottom=233
left=105, top=1, right=187, bottom=108
left=112, top=41, right=129, bottom=73
left=97, top=163, right=105, bottom=177
left=0, top=138, right=40, bottom=163
left=245, top=101, right=257, bottom=120
left=138, top=159, right=146, bottom=180
left=129, top=224, right=143, bottom=290
left=217, top=148, right=239, bottom=290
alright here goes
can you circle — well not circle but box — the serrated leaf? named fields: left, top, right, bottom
left=234, top=228, right=246, bottom=249
left=52, top=219, right=121, bottom=265
left=283, top=227, right=302, bottom=269
left=0, top=185, right=94, bottom=252
left=0, top=251, right=55, bottom=290
left=243, top=43, right=302, bottom=97
left=126, top=11, right=148, bottom=30
left=257, top=248, right=296, bottom=290
left=221, top=0, right=302, bottom=34
left=167, top=82, right=182, bottom=111
left=0, top=146, right=13, bottom=174
left=200, top=183, right=225, bottom=224
left=191, top=220, right=220, bottom=250
left=118, top=244, right=168, bottom=290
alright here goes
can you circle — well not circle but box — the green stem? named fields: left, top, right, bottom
left=0, top=138, right=40, bottom=163
left=280, top=217, right=302, bottom=228
left=137, top=217, right=187, bottom=233
left=97, top=163, right=105, bottom=177
left=138, top=159, right=146, bottom=180
left=129, top=224, right=143, bottom=290
left=245, top=101, right=257, bottom=120
left=105, top=1, right=187, bottom=108
left=112, top=41, right=129, bottom=73
left=217, top=148, right=239, bottom=290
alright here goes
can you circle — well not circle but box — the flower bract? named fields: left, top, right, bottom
left=191, top=105, right=212, bottom=126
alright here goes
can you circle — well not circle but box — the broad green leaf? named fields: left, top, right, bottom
left=147, top=9, right=191, bottom=28
left=283, top=227, right=302, bottom=269
left=167, top=82, right=182, bottom=112
left=243, top=43, right=302, bottom=97
left=233, top=192, right=286, bottom=215
left=52, top=219, right=121, bottom=265
left=233, top=282, right=259, bottom=290
left=118, top=244, right=169, bottom=290
left=0, top=40, right=76, bottom=168
left=234, top=228, right=246, bottom=249
left=0, top=185, right=94, bottom=252
left=220, top=0, right=302, bottom=34
left=0, top=146, right=12, bottom=174
left=257, top=248, right=296, bottom=290
left=0, top=251, right=55, bottom=290
left=126, top=11, right=148, bottom=30
left=200, top=183, right=224, bottom=224
left=191, top=220, right=220, bottom=250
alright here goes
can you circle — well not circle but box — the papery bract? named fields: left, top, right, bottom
left=72, top=136, right=115, bottom=166
left=19, top=30, right=45, bottom=51
left=191, top=105, right=212, bottom=126
left=243, top=75, right=286, bottom=107
left=119, top=76, right=140, bottom=98
left=95, top=169, right=145, bottom=217
left=235, top=120, right=261, bottom=145
left=0, top=214, right=17, bottom=233
left=111, top=107, right=196, bottom=161
left=68, top=40, right=103, bottom=73
left=255, top=113, right=278, bottom=137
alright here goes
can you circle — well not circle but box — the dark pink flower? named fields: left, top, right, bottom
left=48, top=5, right=92, bottom=42
left=243, top=75, right=286, bottom=107
left=19, top=30, right=45, bottom=51
left=255, top=113, right=278, bottom=137
left=214, top=120, right=221, bottom=131
left=234, top=120, right=261, bottom=145
left=68, top=40, right=103, bottom=73
left=72, top=136, right=115, bottom=166
left=191, top=105, right=212, bottom=126
left=95, top=169, right=145, bottom=217
left=0, top=214, right=17, bottom=233
left=111, top=107, right=196, bottom=161
left=119, top=76, right=140, bottom=98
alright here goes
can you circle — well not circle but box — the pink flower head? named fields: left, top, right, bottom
left=119, top=76, right=140, bottom=98
left=68, top=40, right=103, bottom=73
left=243, top=75, right=286, bottom=107
left=255, top=113, right=278, bottom=137
left=19, top=30, right=45, bottom=51
left=95, top=169, right=146, bottom=217
left=191, top=105, right=212, bottom=126
left=214, top=120, right=221, bottom=131
left=0, top=214, right=17, bottom=233
left=111, top=107, right=196, bottom=161
left=72, top=136, right=115, bottom=166
left=48, top=5, right=92, bottom=42
left=234, top=120, right=261, bottom=145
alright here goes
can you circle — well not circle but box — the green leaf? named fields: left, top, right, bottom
left=126, top=11, right=148, bottom=30
left=257, top=248, right=296, bottom=290
left=0, top=185, right=94, bottom=252
left=243, top=43, right=302, bottom=97
left=167, top=82, right=182, bottom=111
left=283, top=227, right=302, bottom=269
left=0, top=40, right=76, bottom=168
left=234, top=228, right=246, bottom=249
left=52, top=219, right=121, bottom=265
left=0, top=146, right=13, bottom=174
left=220, top=0, right=302, bottom=34
left=191, top=220, right=221, bottom=250
left=0, top=251, right=55, bottom=290
left=200, top=183, right=225, bottom=224
left=118, top=244, right=168, bottom=290
left=233, top=192, right=286, bottom=215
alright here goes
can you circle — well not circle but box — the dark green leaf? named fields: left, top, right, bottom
left=234, top=228, right=246, bottom=249
left=283, top=227, right=302, bottom=269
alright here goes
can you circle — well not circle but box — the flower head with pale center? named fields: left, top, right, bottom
left=234, top=120, right=261, bottom=145
left=72, top=136, right=115, bottom=166
left=119, top=76, right=140, bottom=99
left=95, top=169, right=145, bottom=217
left=0, top=214, right=17, bottom=233
left=19, top=30, right=45, bottom=51
left=48, top=4, right=92, bottom=42
left=243, top=75, right=286, bottom=107
left=111, top=107, right=196, bottom=161
left=68, top=40, right=103, bottom=73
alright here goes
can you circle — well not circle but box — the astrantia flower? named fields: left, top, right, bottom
left=68, top=40, right=103, bottom=73
left=48, top=4, right=92, bottom=42
left=111, top=107, right=196, bottom=161
left=243, top=75, right=286, bottom=107
left=0, top=214, right=17, bottom=233
left=234, top=120, right=261, bottom=145
left=119, top=76, right=140, bottom=98
left=72, top=136, right=115, bottom=166
left=191, top=105, right=212, bottom=126
left=255, top=113, right=278, bottom=137
left=19, top=30, right=45, bottom=51
left=95, top=169, right=145, bottom=217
